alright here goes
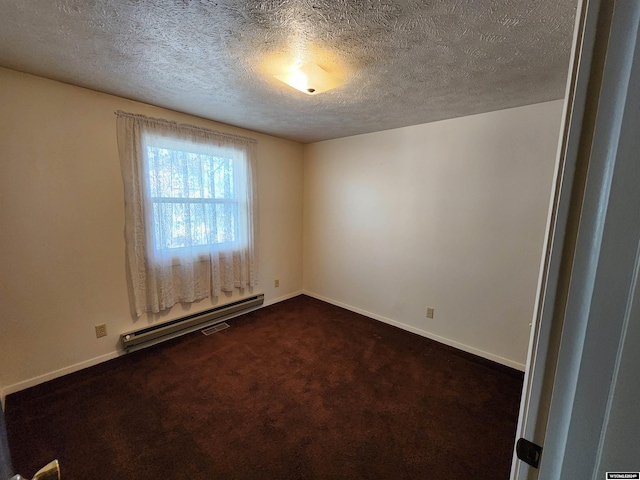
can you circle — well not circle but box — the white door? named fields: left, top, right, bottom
left=512, top=0, right=640, bottom=478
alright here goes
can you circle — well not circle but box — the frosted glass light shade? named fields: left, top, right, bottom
left=275, top=62, right=341, bottom=95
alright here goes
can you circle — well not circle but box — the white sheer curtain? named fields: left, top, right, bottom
left=116, top=111, right=259, bottom=316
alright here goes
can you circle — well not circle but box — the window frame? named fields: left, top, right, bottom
left=141, top=133, right=249, bottom=262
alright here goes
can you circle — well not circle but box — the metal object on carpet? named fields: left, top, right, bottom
left=121, top=293, right=263, bottom=351
left=10, top=459, right=60, bottom=480
left=201, top=322, right=230, bottom=336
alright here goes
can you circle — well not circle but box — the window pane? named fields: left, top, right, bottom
left=152, top=202, right=187, bottom=249
left=204, top=202, right=238, bottom=244
left=146, top=142, right=240, bottom=252
left=147, top=146, right=234, bottom=200
left=212, top=157, right=234, bottom=199
left=152, top=201, right=238, bottom=250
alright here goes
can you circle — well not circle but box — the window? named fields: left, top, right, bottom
left=117, top=112, right=258, bottom=316
left=144, top=136, right=247, bottom=257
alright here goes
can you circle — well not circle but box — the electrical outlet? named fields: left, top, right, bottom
left=274, top=279, right=280, bottom=288
left=426, top=307, right=435, bottom=319
left=95, top=324, right=107, bottom=338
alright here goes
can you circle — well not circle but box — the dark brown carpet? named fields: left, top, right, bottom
left=5, top=295, right=523, bottom=479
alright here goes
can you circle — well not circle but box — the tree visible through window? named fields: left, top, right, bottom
left=146, top=143, right=240, bottom=252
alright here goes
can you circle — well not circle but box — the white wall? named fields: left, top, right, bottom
left=303, top=100, right=564, bottom=369
left=0, top=68, right=304, bottom=396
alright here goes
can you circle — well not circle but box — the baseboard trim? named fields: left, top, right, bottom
left=2, top=290, right=523, bottom=404
left=1, top=291, right=306, bottom=404
left=264, top=290, right=304, bottom=307
left=1, top=351, right=121, bottom=404
left=302, top=290, right=526, bottom=372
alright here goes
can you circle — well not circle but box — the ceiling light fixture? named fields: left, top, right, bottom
left=274, top=62, right=341, bottom=95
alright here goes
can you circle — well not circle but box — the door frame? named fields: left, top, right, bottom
left=512, top=0, right=640, bottom=477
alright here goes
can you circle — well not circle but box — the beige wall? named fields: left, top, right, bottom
left=0, top=68, right=304, bottom=395
left=303, top=100, right=564, bottom=369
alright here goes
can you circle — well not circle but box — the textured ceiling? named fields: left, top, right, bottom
left=0, top=0, right=577, bottom=143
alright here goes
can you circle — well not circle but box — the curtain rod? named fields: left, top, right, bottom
left=115, top=110, right=258, bottom=144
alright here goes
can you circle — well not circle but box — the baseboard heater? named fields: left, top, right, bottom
left=121, top=293, right=264, bottom=352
